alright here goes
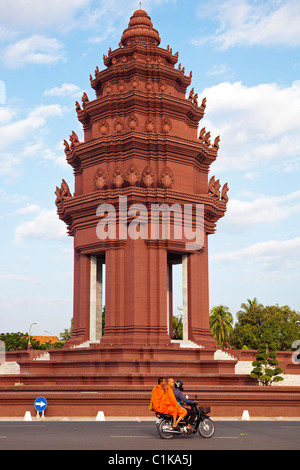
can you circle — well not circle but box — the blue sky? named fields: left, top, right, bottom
left=0, top=0, right=299, bottom=337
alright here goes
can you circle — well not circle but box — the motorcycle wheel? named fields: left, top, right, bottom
left=157, top=418, right=174, bottom=439
left=197, top=418, right=215, bottom=438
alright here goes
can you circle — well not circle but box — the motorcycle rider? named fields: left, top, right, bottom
left=174, top=379, right=197, bottom=429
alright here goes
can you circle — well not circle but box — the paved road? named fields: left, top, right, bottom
left=0, top=420, right=299, bottom=453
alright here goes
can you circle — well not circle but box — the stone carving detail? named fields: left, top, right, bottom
left=160, top=166, right=175, bottom=188
left=118, top=80, right=126, bottom=92
left=159, top=80, right=167, bottom=92
left=221, top=183, right=229, bottom=203
left=98, top=120, right=109, bottom=135
left=104, top=82, right=112, bottom=95
left=188, top=88, right=198, bottom=105
left=208, top=176, right=221, bottom=199
left=114, top=118, right=124, bottom=133
left=141, top=165, right=156, bottom=188
left=82, top=92, right=89, bottom=108
left=145, top=79, right=153, bottom=91
left=199, top=127, right=211, bottom=145
left=131, top=76, right=139, bottom=89
left=199, top=127, right=206, bottom=142
left=63, top=139, right=70, bottom=155
left=112, top=166, right=125, bottom=188
left=126, top=163, right=140, bottom=186
left=213, top=136, right=220, bottom=150
left=145, top=117, right=156, bottom=132
left=94, top=167, right=108, bottom=190
left=161, top=117, right=172, bottom=134
left=55, top=179, right=72, bottom=206
left=128, top=114, right=139, bottom=130
left=69, top=131, right=79, bottom=150
left=112, top=167, right=125, bottom=188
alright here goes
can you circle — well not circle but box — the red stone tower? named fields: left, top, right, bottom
left=55, top=9, right=228, bottom=348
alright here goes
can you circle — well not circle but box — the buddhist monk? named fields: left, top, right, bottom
left=161, top=378, right=187, bottom=428
left=151, top=377, right=166, bottom=412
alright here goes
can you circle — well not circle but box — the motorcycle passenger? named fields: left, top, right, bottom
left=164, top=378, right=187, bottom=429
left=151, top=377, right=187, bottom=429
left=151, top=377, right=166, bottom=412
left=174, top=380, right=197, bottom=429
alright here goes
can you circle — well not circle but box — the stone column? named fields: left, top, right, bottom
left=167, top=263, right=173, bottom=337
left=67, top=251, right=90, bottom=346
left=101, top=239, right=170, bottom=345
left=89, top=256, right=102, bottom=342
left=187, top=238, right=217, bottom=348
left=182, top=253, right=188, bottom=342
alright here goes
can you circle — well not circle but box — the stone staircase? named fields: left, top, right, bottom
left=1, top=344, right=299, bottom=387
left=171, top=339, right=203, bottom=349
left=235, top=361, right=253, bottom=375
left=0, top=362, right=20, bottom=375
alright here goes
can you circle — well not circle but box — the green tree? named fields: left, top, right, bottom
left=0, top=332, right=28, bottom=350
left=250, top=343, right=284, bottom=386
left=0, top=332, right=63, bottom=350
left=59, top=318, right=73, bottom=343
left=209, top=305, right=233, bottom=347
left=102, top=306, right=105, bottom=334
left=173, top=314, right=183, bottom=339
left=237, top=298, right=264, bottom=325
left=229, top=301, right=300, bottom=351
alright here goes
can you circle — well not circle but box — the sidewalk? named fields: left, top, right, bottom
left=0, top=416, right=300, bottom=421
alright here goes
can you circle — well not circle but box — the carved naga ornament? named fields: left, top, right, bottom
left=208, top=176, right=229, bottom=203
left=55, top=179, right=72, bottom=207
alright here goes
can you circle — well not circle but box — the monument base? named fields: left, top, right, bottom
left=0, top=345, right=299, bottom=418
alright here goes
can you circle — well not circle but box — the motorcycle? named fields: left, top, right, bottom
left=155, top=403, right=215, bottom=439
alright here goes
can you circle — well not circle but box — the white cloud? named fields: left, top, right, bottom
left=44, top=83, right=82, bottom=98
left=3, top=35, right=66, bottom=68
left=16, top=204, right=41, bottom=215
left=222, top=190, right=300, bottom=230
left=206, top=64, right=233, bottom=77
left=0, top=104, right=64, bottom=176
left=21, top=140, right=69, bottom=168
left=0, top=0, right=91, bottom=33
left=14, top=208, right=68, bottom=244
left=195, top=0, right=300, bottom=49
left=0, top=272, right=39, bottom=283
left=212, top=237, right=300, bottom=274
left=0, top=104, right=64, bottom=148
left=0, top=0, right=174, bottom=39
left=201, top=80, right=300, bottom=172
left=0, top=106, right=17, bottom=125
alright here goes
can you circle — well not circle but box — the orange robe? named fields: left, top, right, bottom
left=160, top=385, right=187, bottom=418
left=151, top=384, right=166, bottom=412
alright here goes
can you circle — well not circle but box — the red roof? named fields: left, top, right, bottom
left=32, top=335, right=60, bottom=344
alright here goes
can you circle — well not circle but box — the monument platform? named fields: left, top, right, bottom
left=0, top=344, right=299, bottom=418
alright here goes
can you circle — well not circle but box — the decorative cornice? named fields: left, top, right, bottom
left=56, top=185, right=227, bottom=238
left=64, top=132, right=218, bottom=171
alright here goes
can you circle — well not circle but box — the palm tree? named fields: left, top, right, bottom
left=59, top=318, right=73, bottom=343
left=237, top=298, right=263, bottom=326
left=209, top=305, right=233, bottom=347
left=173, top=314, right=183, bottom=339
left=238, top=298, right=263, bottom=314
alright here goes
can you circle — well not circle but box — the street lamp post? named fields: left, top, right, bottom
left=27, top=322, right=37, bottom=350
left=44, top=330, right=53, bottom=349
